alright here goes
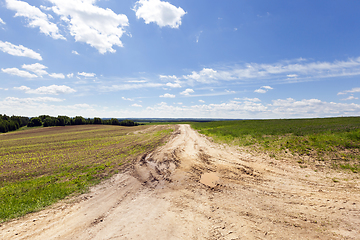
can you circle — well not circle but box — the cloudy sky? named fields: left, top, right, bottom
left=1, top=0, right=360, bottom=119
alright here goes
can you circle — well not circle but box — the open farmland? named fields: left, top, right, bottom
left=191, top=117, right=360, bottom=172
left=0, top=124, right=174, bottom=222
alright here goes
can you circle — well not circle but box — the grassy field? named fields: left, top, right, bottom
left=191, top=117, right=360, bottom=172
left=0, top=124, right=173, bottom=222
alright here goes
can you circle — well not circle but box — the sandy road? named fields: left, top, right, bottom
left=1, top=124, right=360, bottom=239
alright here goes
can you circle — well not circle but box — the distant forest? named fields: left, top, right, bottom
left=0, top=114, right=139, bottom=133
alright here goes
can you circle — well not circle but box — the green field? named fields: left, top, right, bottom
left=0, top=124, right=173, bottom=222
left=191, top=117, right=360, bottom=171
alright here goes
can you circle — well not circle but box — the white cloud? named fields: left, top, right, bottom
left=72, top=50, right=79, bottom=55
left=143, top=98, right=360, bottom=119
left=49, top=0, right=129, bottom=54
left=199, top=100, right=205, bottom=103
left=254, top=89, right=266, bottom=93
left=175, top=57, right=360, bottom=86
left=78, top=72, right=96, bottom=77
left=122, top=97, right=134, bottom=101
left=22, top=63, right=48, bottom=76
left=100, top=82, right=163, bottom=92
left=131, top=103, right=142, bottom=107
left=180, top=88, right=194, bottom=96
left=338, top=87, right=360, bottom=95
left=166, top=82, right=181, bottom=88
left=159, top=75, right=178, bottom=80
left=183, top=68, right=218, bottom=83
left=160, top=93, right=175, bottom=98
left=234, top=97, right=261, bottom=102
left=341, top=96, right=359, bottom=101
left=0, top=41, right=42, bottom=60
left=287, top=74, right=298, bottom=78
left=49, top=73, right=65, bottom=79
left=6, top=0, right=65, bottom=40
left=67, top=73, right=74, bottom=78
left=270, top=98, right=360, bottom=117
left=14, top=85, right=76, bottom=95
left=133, top=0, right=186, bottom=28
left=1, top=67, right=38, bottom=78
left=0, top=18, right=6, bottom=25
left=255, top=86, right=273, bottom=93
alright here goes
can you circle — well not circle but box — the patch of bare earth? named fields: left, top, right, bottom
left=1, top=125, right=359, bottom=239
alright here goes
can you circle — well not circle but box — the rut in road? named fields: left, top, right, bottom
left=1, top=124, right=359, bottom=239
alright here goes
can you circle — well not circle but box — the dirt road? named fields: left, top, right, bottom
left=1, top=124, right=359, bottom=239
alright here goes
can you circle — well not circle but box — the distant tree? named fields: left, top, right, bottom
left=73, top=116, right=86, bottom=125
left=93, top=117, right=102, bottom=124
left=43, top=117, right=58, bottom=127
left=109, top=118, right=120, bottom=125
left=57, top=115, right=71, bottom=126
left=120, top=119, right=138, bottom=126
left=27, top=117, right=42, bottom=127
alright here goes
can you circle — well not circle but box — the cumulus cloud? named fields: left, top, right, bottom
left=160, top=93, right=175, bottom=98
left=180, top=88, right=194, bottom=96
left=199, top=100, right=205, bottom=103
left=49, top=0, right=129, bottom=54
left=254, top=86, right=273, bottom=93
left=72, top=50, right=79, bottom=55
left=67, top=73, right=74, bottom=78
left=22, top=63, right=48, bottom=76
left=14, top=84, right=76, bottom=95
left=6, top=0, right=65, bottom=40
left=133, top=0, right=186, bottom=28
left=0, top=41, right=42, bottom=60
left=0, top=18, right=6, bottom=25
left=1, top=67, right=38, bottom=78
left=131, top=103, right=142, bottom=107
left=338, top=87, right=360, bottom=95
left=78, top=72, right=96, bottom=77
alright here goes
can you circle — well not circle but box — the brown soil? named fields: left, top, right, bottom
left=1, top=124, right=359, bottom=239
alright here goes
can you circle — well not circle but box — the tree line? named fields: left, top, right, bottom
left=0, top=114, right=139, bottom=133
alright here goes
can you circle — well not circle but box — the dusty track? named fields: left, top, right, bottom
left=1, top=125, right=359, bottom=239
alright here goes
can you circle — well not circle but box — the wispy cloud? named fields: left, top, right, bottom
left=122, top=97, right=134, bottom=101
left=14, top=85, right=76, bottom=95
left=338, top=87, right=360, bottom=95
left=100, top=82, right=163, bottom=92
left=175, top=57, right=360, bottom=85
left=78, top=72, right=96, bottom=77
left=254, top=86, right=273, bottom=93
left=2, top=67, right=38, bottom=78
left=0, top=41, right=42, bottom=60
left=341, top=96, right=359, bottom=101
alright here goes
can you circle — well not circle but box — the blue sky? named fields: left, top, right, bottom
left=1, top=0, right=360, bottom=119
